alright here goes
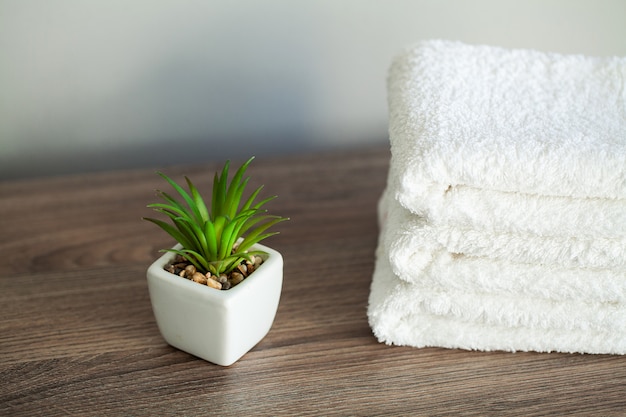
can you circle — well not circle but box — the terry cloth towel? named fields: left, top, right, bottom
left=379, top=187, right=626, bottom=272
left=387, top=40, right=626, bottom=238
left=386, top=163, right=626, bottom=240
left=367, top=250, right=626, bottom=354
left=379, top=191, right=626, bottom=303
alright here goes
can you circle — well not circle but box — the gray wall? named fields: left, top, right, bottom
left=2, top=0, right=626, bottom=179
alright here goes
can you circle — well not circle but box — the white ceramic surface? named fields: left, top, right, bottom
left=146, top=243, right=283, bottom=366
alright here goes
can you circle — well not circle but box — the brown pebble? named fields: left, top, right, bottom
left=230, top=272, right=244, bottom=285
left=237, top=264, right=248, bottom=275
left=184, top=265, right=196, bottom=275
left=218, top=274, right=228, bottom=284
left=191, top=272, right=207, bottom=285
left=221, top=281, right=231, bottom=290
left=207, top=277, right=222, bottom=289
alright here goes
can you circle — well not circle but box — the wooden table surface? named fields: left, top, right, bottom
left=1, top=146, right=625, bottom=416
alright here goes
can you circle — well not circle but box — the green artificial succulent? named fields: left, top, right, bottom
left=144, top=157, right=288, bottom=277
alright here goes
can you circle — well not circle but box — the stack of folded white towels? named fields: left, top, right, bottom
left=368, top=40, right=626, bottom=354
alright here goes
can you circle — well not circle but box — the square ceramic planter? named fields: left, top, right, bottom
left=146, top=243, right=283, bottom=366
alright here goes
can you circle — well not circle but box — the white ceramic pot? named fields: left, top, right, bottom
left=146, top=243, right=283, bottom=366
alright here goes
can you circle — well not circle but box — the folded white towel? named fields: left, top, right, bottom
left=369, top=40, right=626, bottom=355
left=380, top=191, right=626, bottom=303
left=388, top=40, right=626, bottom=210
left=368, top=248, right=626, bottom=354
left=380, top=188, right=626, bottom=272
left=386, top=162, right=626, bottom=240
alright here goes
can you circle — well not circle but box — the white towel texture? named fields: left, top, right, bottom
left=369, top=252, right=626, bottom=354
left=380, top=193, right=626, bottom=304
left=368, top=40, right=626, bottom=354
left=388, top=39, right=626, bottom=238
left=381, top=188, right=626, bottom=272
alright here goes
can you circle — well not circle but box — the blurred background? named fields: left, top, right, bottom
left=2, top=0, right=625, bottom=179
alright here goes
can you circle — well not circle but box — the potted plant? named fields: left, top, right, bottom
left=144, top=157, right=288, bottom=366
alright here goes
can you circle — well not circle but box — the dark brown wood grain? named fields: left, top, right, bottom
left=1, top=147, right=625, bottom=416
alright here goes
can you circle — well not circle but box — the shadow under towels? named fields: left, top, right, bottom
left=368, top=40, right=626, bottom=354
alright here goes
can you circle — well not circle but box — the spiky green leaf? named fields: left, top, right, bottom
left=145, top=158, right=287, bottom=276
